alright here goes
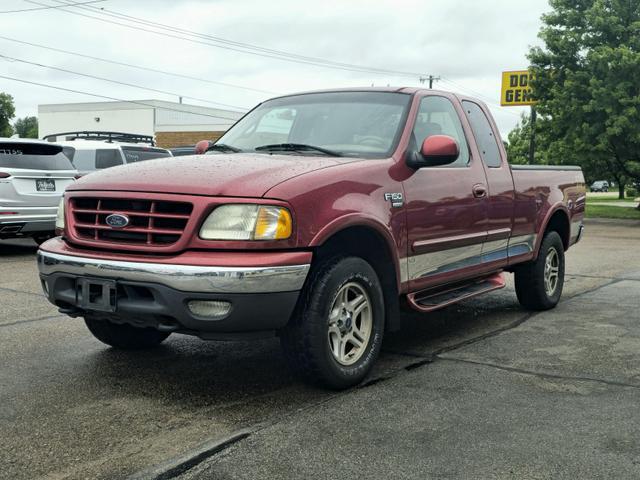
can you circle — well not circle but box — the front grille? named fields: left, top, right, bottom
left=70, top=197, right=193, bottom=246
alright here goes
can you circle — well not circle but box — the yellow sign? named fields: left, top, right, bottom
left=501, top=70, right=536, bottom=106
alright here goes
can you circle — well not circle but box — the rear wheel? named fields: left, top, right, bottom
left=84, top=317, right=170, bottom=349
left=514, top=231, right=565, bottom=311
left=280, top=256, right=385, bottom=390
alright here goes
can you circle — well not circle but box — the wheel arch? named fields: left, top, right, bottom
left=535, top=205, right=570, bottom=257
left=311, top=218, right=402, bottom=332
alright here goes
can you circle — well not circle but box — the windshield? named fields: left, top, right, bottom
left=214, top=91, right=411, bottom=158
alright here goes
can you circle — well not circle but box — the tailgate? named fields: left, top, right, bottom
left=2, top=168, right=76, bottom=206
left=1, top=141, right=77, bottom=207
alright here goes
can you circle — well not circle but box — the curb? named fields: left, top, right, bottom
left=127, top=429, right=252, bottom=480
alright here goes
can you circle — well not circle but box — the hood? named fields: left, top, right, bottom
left=69, top=153, right=347, bottom=197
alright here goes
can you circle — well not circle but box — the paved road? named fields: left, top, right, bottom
left=1, top=221, right=638, bottom=479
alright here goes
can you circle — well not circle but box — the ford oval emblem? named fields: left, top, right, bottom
left=105, top=213, right=130, bottom=228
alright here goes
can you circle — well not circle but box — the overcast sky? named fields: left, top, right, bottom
left=1, top=0, right=550, bottom=137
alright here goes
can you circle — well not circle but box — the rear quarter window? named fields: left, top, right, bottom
left=462, top=101, right=503, bottom=168
left=71, top=150, right=97, bottom=171
left=95, top=149, right=124, bottom=169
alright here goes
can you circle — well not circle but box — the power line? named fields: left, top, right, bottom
left=439, top=77, right=522, bottom=118
left=0, top=73, right=244, bottom=124
left=0, top=0, right=104, bottom=13
left=72, top=1, right=432, bottom=78
left=0, top=52, right=249, bottom=111
left=0, top=35, right=277, bottom=95
left=32, top=0, right=436, bottom=79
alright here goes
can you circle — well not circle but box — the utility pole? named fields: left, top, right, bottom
left=419, top=75, right=440, bottom=89
left=528, top=106, right=536, bottom=165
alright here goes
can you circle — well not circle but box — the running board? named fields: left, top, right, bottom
left=407, top=273, right=506, bottom=313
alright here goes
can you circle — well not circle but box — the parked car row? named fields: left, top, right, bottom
left=1, top=131, right=172, bottom=243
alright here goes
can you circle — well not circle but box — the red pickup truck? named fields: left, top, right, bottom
left=38, top=88, right=585, bottom=389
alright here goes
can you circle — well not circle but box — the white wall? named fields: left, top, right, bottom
left=38, top=108, right=154, bottom=139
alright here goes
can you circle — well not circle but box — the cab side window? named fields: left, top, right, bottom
left=412, top=96, right=469, bottom=167
left=462, top=101, right=502, bottom=168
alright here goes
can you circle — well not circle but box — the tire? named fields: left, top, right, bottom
left=514, top=231, right=565, bottom=311
left=84, top=317, right=170, bottom=349
left=280, top=256, right=385, bottom=390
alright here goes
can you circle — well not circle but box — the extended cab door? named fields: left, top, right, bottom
left=461, top=100, right=515, bottom=268
left=402, top=94, right=489, bottom=291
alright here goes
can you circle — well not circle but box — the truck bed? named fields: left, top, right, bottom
left=510, top=164, right=586, bottom=249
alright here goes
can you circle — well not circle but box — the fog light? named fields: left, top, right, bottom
left=187, top=300, right=231, bottom=319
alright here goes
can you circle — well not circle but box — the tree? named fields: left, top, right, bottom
left=13, top=116, right=38, bottom=139
left=528, top=0, right=640, bottom=200
left=0, top=92, right=15, bottom=137
left=506, top=112, right=552, bottom=165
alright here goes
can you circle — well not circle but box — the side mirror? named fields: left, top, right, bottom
left=407, top=135, right=460, bottom=168
left=194, top=140, right=211, bottom=155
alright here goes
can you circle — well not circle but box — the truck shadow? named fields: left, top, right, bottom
left=0, top=239, right=38, bottom=258
left=73, top=288, right=524, bottom=405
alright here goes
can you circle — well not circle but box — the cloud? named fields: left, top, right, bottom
left=0, top=0, right=549, bottom=136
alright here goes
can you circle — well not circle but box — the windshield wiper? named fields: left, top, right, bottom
left=254, top=143, right=342, bottom=157
left=206, top=143, right=242, bottom=153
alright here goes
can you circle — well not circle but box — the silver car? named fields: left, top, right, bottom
left=0, top=139, right=77, bottom=244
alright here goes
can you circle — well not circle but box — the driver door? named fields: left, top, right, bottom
left=402, top=94, right=489, bottom=291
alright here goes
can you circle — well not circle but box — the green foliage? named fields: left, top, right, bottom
left=586, top=204, right=640, bottom=219
left=626, top=187, right=638, bottom=198
left=506, top=112, right=559, bottom=165
left=505, top=113, right=532, bottom=165
left=527, top=0, right=640, bottom=185
left=13, top=116, right=38, bottom=139
left=0, top=92, right=15, bottom=137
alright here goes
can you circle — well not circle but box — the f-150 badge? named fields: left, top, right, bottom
left=384, top=192, right=404, bottom=208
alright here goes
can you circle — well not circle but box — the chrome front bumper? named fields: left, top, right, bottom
left=37, top=250, right=310, bottom=294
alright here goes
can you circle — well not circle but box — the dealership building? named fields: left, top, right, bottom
left=38, top=100, right=245, bottom=148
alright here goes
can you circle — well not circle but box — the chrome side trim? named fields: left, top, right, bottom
left=37, top=251, right=310, bottom=294
left=407, top=233, right=537, bottom=281
left=507, top=234, right=537, bottom=257
left=481, top=237, right=510, bottom=263
left=408, top=242, right=483, bottom=280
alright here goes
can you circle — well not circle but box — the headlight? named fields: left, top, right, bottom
left=199, top=204, right=292, bottom=241
left=55, top=196, right=65, bottom=231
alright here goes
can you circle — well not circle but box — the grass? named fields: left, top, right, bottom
left=585, top=204, right=640, bottom=220
left=586, top=192, right=636, bottom=203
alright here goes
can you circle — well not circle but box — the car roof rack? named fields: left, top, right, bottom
left=42, top=131, right=155, bottom=146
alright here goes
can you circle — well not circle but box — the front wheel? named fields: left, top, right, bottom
left=514, top=231, right=565, bottom=311
left=84, top=317, right=170, bottom=349
left=280, top=256, right=385, bottom=390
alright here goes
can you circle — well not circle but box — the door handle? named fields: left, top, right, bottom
left=472, top=184, right=487, bottom=198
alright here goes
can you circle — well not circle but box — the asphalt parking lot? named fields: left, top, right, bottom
left=1, top=220, right=639, bottom=480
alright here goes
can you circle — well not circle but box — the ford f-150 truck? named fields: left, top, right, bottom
left=37, top=88, right=585, bottom=389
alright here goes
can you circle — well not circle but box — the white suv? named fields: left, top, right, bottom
left=0, top=138, right=77, bottom=244
left=43, top=132, right=172, bottom=176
